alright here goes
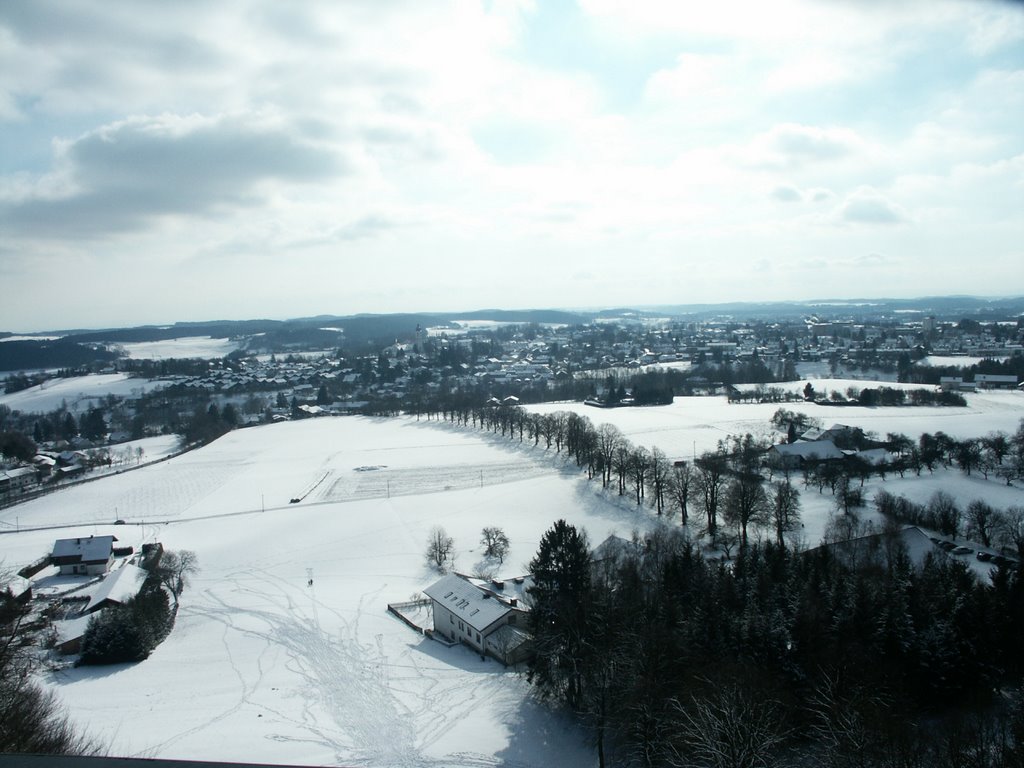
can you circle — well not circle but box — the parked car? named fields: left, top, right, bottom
left=952, top=546, right=973, bottom=555
left=976, top=551, right=993, bottom=562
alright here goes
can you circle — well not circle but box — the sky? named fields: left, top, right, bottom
left=1, top=0, right=1022, bottom=332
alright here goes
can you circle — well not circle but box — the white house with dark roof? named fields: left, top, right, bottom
left=0, top=466, right=36, bottom=496
left=51, top=535, right=118, bottom=576
left=975, top=374, right=1018, bottom=389
left=423, top=573, right=532, bottom=664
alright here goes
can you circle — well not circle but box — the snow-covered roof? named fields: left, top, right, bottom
left=52, top=535, right=117, bottom=564
left=54, top=614, right=92, bottom=645
left=3, top=575, right=31, bottom=599
left=467, top=575, right=533, bottom=608
left=423, top=573, right=512, bottom=634
left=815, top=526, right=935, bottom=571
left=486, top=623, right=531, bottom=652
left=0, top=466, right=36, bottom=480
left=591, top=535, right=636, bottom=565
left=771, top=440, right=844, bottom=461
left=85, top=563, right=148, bottom=613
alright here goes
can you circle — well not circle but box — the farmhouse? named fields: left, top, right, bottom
left=51, top=535, right=118, bottom=576
left=974, top=374, right=1018, bottom=389
left=0, top=466, right=36, bottom=496
left=812, top=526, right=936, bottom=572
left=84, top=563, right=149, bottom=613
left=423, top=573, right=532, bottom=665
left=768, top=439, right=844, bottom=469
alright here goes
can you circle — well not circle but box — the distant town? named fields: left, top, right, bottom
left=2, top=299, right=1023, bottom=504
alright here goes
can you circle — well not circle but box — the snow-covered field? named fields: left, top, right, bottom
left=0, top=335, right=63, bottom=343
left=918, top=355, right=1002, bottom=367
left=0, top=390, right=1022, bottom=766
left=527, top=385, right=1024, bottom=460
left=116, top=336, right=240, bottom=360
left=2, top=417, right=643, bottom=766
left=0, top=374, right=161, bottom=414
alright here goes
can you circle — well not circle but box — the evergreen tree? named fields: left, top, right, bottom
left=527, top=520, right=592, bottom=710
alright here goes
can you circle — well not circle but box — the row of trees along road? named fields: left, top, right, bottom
left=428, top=402, right=807, bottom=550
left=429, top=402, right=1024, bottom=554
left=526, top=521, right=1024, bottom=768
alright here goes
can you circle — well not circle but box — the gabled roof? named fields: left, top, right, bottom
left=591, top=535, right=636, bottom=565
left=52, top=535, right=117, bottom=564
left=85, top=563, right=148, bottom=613
left=423, top=573, right=512, bottom=634
left=486, top=623, right=531, bottom=652
left=813, top=526, right=935, bottom=571
left=771, top=440, right=843, bottom=461
left=0, top=466, right=36, bottom=480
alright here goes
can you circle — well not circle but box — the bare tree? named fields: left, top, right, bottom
left=696, top=452, right=729, bottom=538
left=480, top=526, right=510, bottom=563
left=770, top=480, right=801, bottom=547
left=596, top=424, right=624, bottom=489
left=667, top=463, right=694, bottom=526
left=629, top=446, right=650, bottom=506
left=723, top=475, right=769, bottom=548
left=927, top=491, right=961, bottom=538
left=156, top=549, right=198, bottom=608
left=648, top=447, right=670, bottom=515
left=996, top=506, right=1024, bottom=561
left=426, top=526, right=455, bottom=572
left=613, top=441, right=634, bottom=496
left=668, top=685, right=788, bottom=768
left=806, top=671, right=885, bottom=768
left=965, top=500, right=999, bottom=548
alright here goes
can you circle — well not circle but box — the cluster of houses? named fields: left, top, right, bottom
left=768, top=423, right=892, bottom=470
left=9, top=533, right=160, bottom=656
left=939, top=374, right=1021, bottom=392
left=146, top=311, right=1022, bottom=414
left=0, top=450, right=96, bottom=503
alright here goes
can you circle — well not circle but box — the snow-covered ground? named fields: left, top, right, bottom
left=0, top=374, right=161, bottom=414
left=0, top=391, right=1021, bottom=766
left=527, top=385, right=1024, bottom=459
left=116, top=336, right=240, bottom=360
left=0, top=335, right=64, bottom=343
left=918, top=355, right=1003, bottom=367
left=3, top=417, right=642, bottom=766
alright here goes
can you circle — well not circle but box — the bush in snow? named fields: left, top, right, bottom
left=78, top=580, right=172, bottom=666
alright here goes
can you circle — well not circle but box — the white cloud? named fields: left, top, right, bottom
left=836, top=187, right=909, bottom=225
left=1, top=113, right=343, bottom=238
left=770, top=185, right=803, bottom=203
left=0, top=0, right=1021, bottom=329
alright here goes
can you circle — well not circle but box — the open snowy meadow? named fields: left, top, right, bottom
left=0, top=373, right=163, bottom=415
left=2, top=416, right=651, bottom=767
left=1, top=386, right=1023, bottom=766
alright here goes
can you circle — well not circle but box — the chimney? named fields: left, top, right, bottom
left=491, top=579, right=504, bottom=590
left=510, top=598, right=518, bottom=607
